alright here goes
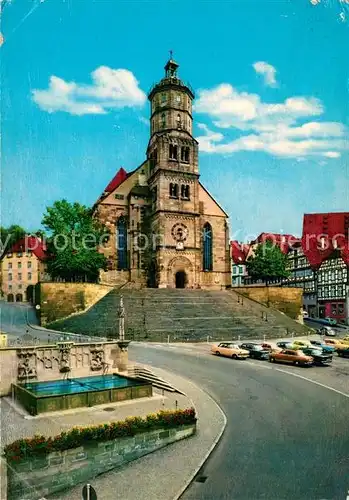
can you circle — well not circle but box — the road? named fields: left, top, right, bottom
left=129, top=343, right=349, bottom=500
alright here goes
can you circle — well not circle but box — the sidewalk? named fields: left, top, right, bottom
left=47, top=366, right=226, bottom=500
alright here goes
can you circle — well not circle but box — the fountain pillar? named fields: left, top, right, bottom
left=116, top=295, right=130, bottom=372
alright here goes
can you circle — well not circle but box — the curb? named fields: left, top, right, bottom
left=172, top=381, right=227, bottom=500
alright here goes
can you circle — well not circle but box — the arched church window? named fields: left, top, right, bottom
left=117, top=216, right=128, bottom=270
left=169, top=144, right=178, bottom=160
left=181, top=146, right=190, bottom=162
left=203, top=223, right=213, bottom=271
left=181, top=184, right=190, bottom=200
left=169, top=183, right=179, bottom=198
left=161, top=113, right=166, bottom=128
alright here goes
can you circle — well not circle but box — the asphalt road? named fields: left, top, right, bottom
left=129, top=343, right=349, bottom=500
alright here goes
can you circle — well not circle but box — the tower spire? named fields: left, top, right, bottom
left=165, top=51, right=179, bottom=78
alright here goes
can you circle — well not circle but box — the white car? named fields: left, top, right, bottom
left=318, top=326, right=336, bottom=337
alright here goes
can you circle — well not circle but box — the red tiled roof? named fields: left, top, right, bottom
left=104, top=167, right=128, bottom=193
left=230, top=240, right=250, bottom=264
left=9, top=236, right=47, bottom=261
left=302, top=212, right=349, bottom=269
left=252, top=232, right=299, bottom=254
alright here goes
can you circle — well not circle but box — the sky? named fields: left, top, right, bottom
left=1, top=0, right=348, bottom=241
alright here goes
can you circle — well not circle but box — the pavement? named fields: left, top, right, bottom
left=47, top=366, right=226, bottom=500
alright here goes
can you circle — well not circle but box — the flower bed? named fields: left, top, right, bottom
left=4, top=408, right=196, bottom=463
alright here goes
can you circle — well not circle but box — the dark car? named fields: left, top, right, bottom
left=301, top=348, right=333, bottom=366
left=240, top=343, right=269, bottom=360
left=277, top=341, right=292, bottom=349
left=337, top=345, right=349, bottom=358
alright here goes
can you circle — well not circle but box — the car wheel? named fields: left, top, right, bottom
left=215, top=351, right=220, bottom=356
left=232, top=354, right=238, bottom=359
left=269, top=357, right=275, bottom=363
left=293, top=361, right=298, bottom=366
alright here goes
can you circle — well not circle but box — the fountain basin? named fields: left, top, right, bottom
left=13, top=374, right=152, bottom=415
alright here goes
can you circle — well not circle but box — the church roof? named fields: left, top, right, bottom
left=301, top=212, right=349, bottom=269
left=104, top=167, right=128, bottom=193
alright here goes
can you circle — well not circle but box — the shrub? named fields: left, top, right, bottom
left=4, top=408, right=196, bottom=463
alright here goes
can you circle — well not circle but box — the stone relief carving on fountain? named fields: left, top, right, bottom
left=90, top=345, right=105, bottom=371
left=17, top=349, right=37, bottom=380
left=57, top=342, right=73, bottom=373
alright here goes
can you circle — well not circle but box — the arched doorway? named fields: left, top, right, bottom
left=175, top=271, right=186, bottom=289
left=15, top=293, right=23, bottom=302
left=7, top=294, right=14, bottom=302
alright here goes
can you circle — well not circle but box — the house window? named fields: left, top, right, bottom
left=18, top=273, right=22, bottom=280
left=18, top=262, right=22, bottom=269
left=203, top=223, right=213, bottom=271
left=239, top=266, right=244, bottom=274
left=181, top=184, right=190, bottom=200
left=8, top=274, right=12, bottom=281
left=117, top=217, right=128, bottom=270
left=181, top=146, right=190, bottom=162
left=8, top=285, right=12, bottom=291
left=17, top=252, right=22, bottom=258
left=169, top=144, right=178, bottom=160
left=115, top=194, right=124, bottom=200
left=28, top=261, right=32, bottom=268
left=169, top=183, right=179, bottom=198
left=7, top=253, right=12, bottom=258
left=176, top=114, right=181, bottom=127
left=8, top=263, right=12, bottom=269
left=18, top=284, right=22, bottom=290
left=338, top=303, right=344, bottom=315
left=28, top=272, right=32, bottom=281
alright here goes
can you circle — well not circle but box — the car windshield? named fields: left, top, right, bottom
left=227, top=344, right=239, bottom=349
left=307, top=349, right=322, bottom=355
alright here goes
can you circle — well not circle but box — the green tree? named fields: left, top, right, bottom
left=0, top=225, right=27, bottom=257
left=246, top=240, right=290, bottom=282
left=42, top=200, right=109, bottom=282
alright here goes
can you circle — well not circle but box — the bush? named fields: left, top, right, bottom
left=4, top=408, right=196, bottom=463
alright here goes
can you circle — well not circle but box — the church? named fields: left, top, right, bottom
left=93, top=57, right=231, bottom=289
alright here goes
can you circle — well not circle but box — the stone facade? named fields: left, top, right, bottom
left=94, top=58, right=231, bottom=290
left=0, top=340, right=128, bottom=396
left=6, top=424, right=196, bottom=500
left=38, top=282, right=113, bottom=325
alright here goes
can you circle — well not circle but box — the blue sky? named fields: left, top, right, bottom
left=1, top=0, right=348, bottom=240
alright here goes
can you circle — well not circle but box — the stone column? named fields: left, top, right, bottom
left=116, top=341, right=130, bottom=372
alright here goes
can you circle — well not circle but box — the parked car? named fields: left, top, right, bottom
left=300, top=347, right=333, bottom=366
left=289, top=340, right=313, bottom=349
left=317, top=326, right=336, bottom=337
left=310, top=340, right=335, bottom=353
left=324, top=338, right=348, bottom=349
left=340, top=336, right=349, bottom=344
left=276, top=341, right=292, bottom=349
left=260, top=342, right=278, bottom=351
left=211, top=343, right=249, bottom=359
left=269, top=349, right=313, bottom=366
left=325, top=317, right=337, bottom=326
left=337, top=345, right=349, bottom=358
left=240, top=343, right=269, bottom=360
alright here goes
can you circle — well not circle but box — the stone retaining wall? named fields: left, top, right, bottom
left=38, top=282, right=113, bottom=326
left=234, top=286, right=303, bottom=320
left=6, top=424, right=196, bottom=500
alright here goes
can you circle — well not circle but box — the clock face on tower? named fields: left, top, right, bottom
left=171, top=223, right=188, bottom=242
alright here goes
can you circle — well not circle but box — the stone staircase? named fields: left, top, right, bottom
left=127, top=365, right=184, bottom=394
left=48, top=288, right=311, bottom=342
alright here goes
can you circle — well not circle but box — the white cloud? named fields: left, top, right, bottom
left=32, top=66, right=147, bottom=115
left=194, top=82, right=347, bottom=159
left=253, top=61, right=277, bottom=87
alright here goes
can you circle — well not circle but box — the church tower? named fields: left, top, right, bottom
left=146, top=55, right=202, bottom=288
